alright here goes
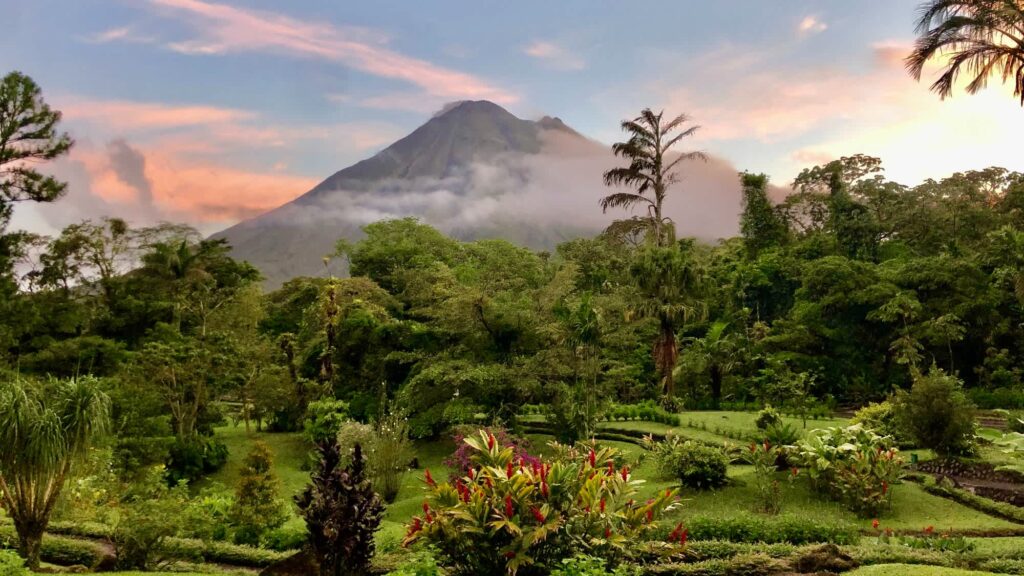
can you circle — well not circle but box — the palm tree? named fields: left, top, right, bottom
left=629, top=246, right=706, bottom=400
left=601, top=109, right=706, bottom=247
left=0, top=376, right=110, bottom=569
left=684, top=321, right=740, bottom=409
left=906, top=0, right=1024, bottom=105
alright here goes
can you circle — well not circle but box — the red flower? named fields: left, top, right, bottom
left=506, top=461, right=514, bottom=478
left=424, top=468, right=436, bottom=487
left=503, top=551, right=515, bottom=559
left=541, top=482, right=549, bottom=498
left=488, top=434, right=496, bottom=450
left=646, top=509, right=653, bottom=523
left=925, top=525, right=934, bottom=534
left=505, top=494, right=514, bottom=517
left=668, top=523, right=683, bottom=542
left=607, top=460, right=615, bottom=476
left=486, top=477, right=493, bottom=488
left=468, top=467, right=476, bottom=480
left=600, top=498, right=606, bottom=513
left=872, top=519, right=880, bottom=530
left=680, top=528, right=688, bottom=546
left=589, top=450, right=596, bottom=468
left=749, top=442, right=757, bottom=453
left=531, top=507, right=546, bottom=523
left=791, top=467, right=799, bottom=477
left=882, top=481, right=888, bottom=495
left=406, top=517, right=422, bottom=537
left=605, top=527, right=612, bottom=538
left=422, top=501, right=430, bottom=515
left=621, top=466, right=630, bottom=482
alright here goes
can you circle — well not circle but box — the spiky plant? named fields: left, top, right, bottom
left=600, top=109, right=706, bottom=247
left=0, top=376, right=110, bottom=569
left=296, top=440, right=384, bottom=576
left=906, top=0, right=1024, bottom=105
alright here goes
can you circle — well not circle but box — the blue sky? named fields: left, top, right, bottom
left=4, top=0, right=1023, bottom=232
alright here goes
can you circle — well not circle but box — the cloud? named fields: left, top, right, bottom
left=524, top=41, right=586, bottom=71
left=84, top=25, right=157, bottom=44
left=37, top=140, right=320, bottom=232
left=798, top=16, right=828, bottom=36
left=142, top=0, right=516, bottom=105
left=60, top=99, right=254, bottom=131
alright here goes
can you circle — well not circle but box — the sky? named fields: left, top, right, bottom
left=3, top=0, right=1024, bottom=236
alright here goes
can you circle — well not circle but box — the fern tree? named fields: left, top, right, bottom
left=906, top=0, right=1024, bottom=105
left=296, top=440, right=384, bottom=576
left=600, top=109, right=705, bottom=247
left=0, top=377, right=109, bottom=569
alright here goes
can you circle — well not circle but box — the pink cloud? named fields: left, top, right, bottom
left=798, top=16, right=828, bottom=36
left=147, top=0, right=517, bottom=104
left=61, top=99, right=254, bottom=131
left=524, top=40, right=585, bottom=70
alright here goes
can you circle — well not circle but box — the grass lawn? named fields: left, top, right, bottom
left=849, top=566, right=1012, bottom=575
left=668, top=466, right=1020, bottom=532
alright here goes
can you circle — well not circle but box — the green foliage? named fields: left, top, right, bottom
left=260, top=524, right=307, bottom=552
left=754, top=406, right=782, bottom=430
left=743, top=442, right=787, bottom=515
left=0, top=550, right=27, bottom=576
left=108, top=466, right=189, bottom=570
left=681, top=515, right=859, bottom=545
left=797, top=424, right=904, bottom=517
left=384, top=548, right=444, bottom=576
left=166, top=436, right=229, bottom=485
left=297, top=440, right=384, bottom=576
left=740, top=173, right=788, bottom=258
left=405, top=431, right=683, bottom=575
left=229, top=441, right=287, bottom=545
left=551, top=555, right=640, bottom=576
left=761, top=422, right=799, bottom=447
left=893, top=369, right=977, bottom=457
left=369, top=408, right=413, bottom=503
left=303, top=399, right=350, bottom=444
left=852, top=401, right=908, bottom=446
left=1005, top=411, right=1024, bottom=434
left=644, top=433, right=729, bottom=490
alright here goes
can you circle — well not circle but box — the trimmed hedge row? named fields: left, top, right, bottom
left=643, top=553, right=788, bottom=576
left=0, top=525, right=108, bottom=568
left=908, top=474, right=1024, bottom=525
left=682, top=515, right=860, bottom=545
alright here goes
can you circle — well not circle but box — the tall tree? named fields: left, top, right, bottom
left=739, top=172, right=789, bottom=258
left=629, top=244, right=706, bottom=400
left=906, top=0, right=1024, bottom=105
left=684, top=320, right=740, bottom=409
left=0, top=376, right=109, bottom=569
left=600, top=109, right=705, bottom=247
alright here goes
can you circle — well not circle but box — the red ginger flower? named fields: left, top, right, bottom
left=605, top=527, right=612, bottom=538
left=621, top=466, right=629, bottom=481
left=488, top=433, right=496, bottom=450
left=600, top=498, right=606, bottom=513
left=531, top=506, right=546, bottom=523
left=424, top=468, right=436, bottom=487
left=506, top=461, right=514, bottom=478
left=505, top=494, right=514, bottom=517
left=872, top=519, right=879, bottom=530
left=589, top=450, right=596, bottom=468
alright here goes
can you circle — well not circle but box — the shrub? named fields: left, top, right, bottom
left=645, top=434, right=729, bottom=490
left=297, top=440, right=384, bottom=576
left=384, top=548, right=443, bottom=576
left=0, top=527, right=105, bottom=568
left=761, top=422, right=799, bottom=447
left=797, top=424, right=903, bottom=517
left=742, top=442, right=784, bottom=515
left=893, top=369, right=976, bottom=457
left=109, top=466, right=188, bottom=570
left=851, top=401, right=910, bottom=446
left=681, top=515, right=859, bottom=545
left=369, top=409, right=413, bottom=503
left=754, top=406, right=781, bottom=430
left=304, top=399, right=350, bottom=444
left=404, top=431, right=684, bottom=575
left=230, top=441, right=287, bottom=545
left=445, top=425, right=538, bottom=478
left=0, top=550, right=28, bottom=576
left=165, top=436, right=229, bottom=484
left=1006, top=410, right=1024, bottom=434
left=260, top=524, right=308, bottom=552
left=551, top=555, right=640, bottom=576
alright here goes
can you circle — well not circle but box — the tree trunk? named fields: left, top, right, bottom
left=654, top=325, right=678, bottom=398
left=710, top=364, right=723, bottom=410
left=16, top=520, right=44, bottom=571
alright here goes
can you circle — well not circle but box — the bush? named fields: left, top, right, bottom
left=1007, top=411, right=1024, bottom=434
left=165, top=436, right=229, bottom=484
left=260, top=524, right=307, bottom=552
left=967, top=386, right=1024, bottom=409
left=754, top=406, right=781, bottom=430
left=230, top=441, right=287, bottom=545
left=742, top=442, right=784, bottom=515
left=109, top=466, right=188, bottom=570
left=368, top=408, right=413, bottom=503
left=303, top=399, right=350, bottom=444
left=682, top=515, right=859, bottom=545
left=645, top=434, right=729, bottom=490
left=445, top=425, right=538, bottom=478
left=0, top=527, right=106, bottom=568
left=893, top=369, right=977, bottom=457
left=851, top=401, right=911, bottom=446
left=297, top=440, right=384, bottom=576
left=644, top=553, right=787, bottom=576
left=404, top=431, right=684, bottom=575
left=797, top=424, right=903, bottom=517
left=761, top=422, right=799, bottom=447
left=551, top=555, right=640, bottom=576
left=0, top=550, right=28, bottom=576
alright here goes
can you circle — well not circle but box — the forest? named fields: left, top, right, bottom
left=5, top=1, right=1024, bottom=575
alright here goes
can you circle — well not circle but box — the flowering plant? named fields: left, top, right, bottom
left=404, top=430, right=683, bottom=575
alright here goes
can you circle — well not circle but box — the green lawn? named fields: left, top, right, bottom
left=849, top=565, right=1012, bottom=576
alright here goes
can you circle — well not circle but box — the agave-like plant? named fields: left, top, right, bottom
left=906, top=0, right=1024, bottom=105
